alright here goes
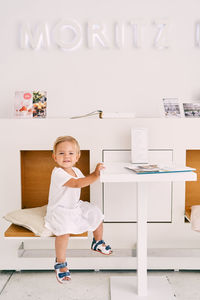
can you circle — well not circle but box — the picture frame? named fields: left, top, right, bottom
left=162, top=98, right=182, bottom=118
left=183, top=103, right=200, bottom=118
left=33, top=91, right=47, bottom=118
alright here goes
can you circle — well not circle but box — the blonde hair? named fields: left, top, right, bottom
left=53, top=136, right=81, bottom=157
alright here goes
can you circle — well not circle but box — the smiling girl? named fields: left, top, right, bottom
left=45, top=136, right=112, bottom=283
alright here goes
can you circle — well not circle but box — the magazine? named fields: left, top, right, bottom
left=125, top=163, right=196, bottom=174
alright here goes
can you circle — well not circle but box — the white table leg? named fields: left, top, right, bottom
left=109, top=180, right=176, bottom=300
left=137, top=182, right=148, bottom=296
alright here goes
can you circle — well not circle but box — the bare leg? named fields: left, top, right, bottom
left=93, top=222, right=103, bottom=241
left=55, top=234, right=70, bottom=281
left=55, top=234, right=69, bottom=261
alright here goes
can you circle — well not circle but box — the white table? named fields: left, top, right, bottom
left=100, top=162, right=197, bottom=300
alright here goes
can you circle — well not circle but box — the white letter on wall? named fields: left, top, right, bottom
left=129, top=20, right=144, bottom=48
left=115, top=22, right=125, bottom=49
left=153, top=20, right=170, bottom=50
left=195, top=23, right=200, bottom=47
left=20, top=23, right=49, bottom=49
left=87, top=22, right=110, bottom=49
left=53, top=20, right=82, bottom=50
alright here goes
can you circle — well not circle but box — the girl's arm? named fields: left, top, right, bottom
left=63, top=163, right=104, bottom=188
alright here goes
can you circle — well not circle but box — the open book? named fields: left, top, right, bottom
left=125, top=164, right=196, bottom=174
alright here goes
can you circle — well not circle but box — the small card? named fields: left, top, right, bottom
left=162, top=98, right=182, bottom=118
left=183, top=103, right=200, bottom=118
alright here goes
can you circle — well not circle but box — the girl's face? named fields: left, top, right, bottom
left=53, top=141, right=79, bottom=170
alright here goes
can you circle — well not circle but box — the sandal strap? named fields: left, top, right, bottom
left=105, top=245, right=111, bottom=250
left=58, top=271, right=71, bottom=279
left=93, top=239, right=105, bottom=250
left=54, top=262, right=67, bottom=269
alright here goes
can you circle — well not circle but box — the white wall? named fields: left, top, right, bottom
left=0, top=0, right=200, bottom=118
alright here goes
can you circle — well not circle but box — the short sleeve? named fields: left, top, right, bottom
left=51, top=167, right=73, bottom=187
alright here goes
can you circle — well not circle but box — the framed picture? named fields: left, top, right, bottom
left=162, top=98, right=182, bottom=118
left=33, top=91, right=47, bottom=118
left=14, top=91, right=33, bottom=118
left=14, top=91, right=47, bottom=118
left=183, top=103, right=200, bottom=118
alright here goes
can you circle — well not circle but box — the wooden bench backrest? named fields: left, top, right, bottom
left=21, top=150, right=90, bottom=208
left=5, top=150, right=90, bottom=238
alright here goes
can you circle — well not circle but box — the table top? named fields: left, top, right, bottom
left=100, top=162, right=197, bottom=183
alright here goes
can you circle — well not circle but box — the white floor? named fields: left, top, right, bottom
left=0, top=270, right=200, bottom=300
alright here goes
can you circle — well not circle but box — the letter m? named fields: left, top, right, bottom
left=20, top=23, right=49, bottom=49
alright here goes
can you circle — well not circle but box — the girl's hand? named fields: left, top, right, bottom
left=94, top=163, right=105, bottom=176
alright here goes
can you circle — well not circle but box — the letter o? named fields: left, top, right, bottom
left=53, top=20, right=82, bottom=50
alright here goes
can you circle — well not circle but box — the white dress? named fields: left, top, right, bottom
left=45, top=167, right=104, bottom=236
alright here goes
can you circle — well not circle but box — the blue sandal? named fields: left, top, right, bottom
left=54, top=261, right=71, bottom=283
left=91, top=238, right=112, bottom=255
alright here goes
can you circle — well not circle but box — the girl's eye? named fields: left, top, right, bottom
left=69, top=152, right=74, bottom=155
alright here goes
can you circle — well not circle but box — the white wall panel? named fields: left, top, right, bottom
left=103, top=150, right=173, bottom=222
left=0, top=0, right=200, bottom=118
